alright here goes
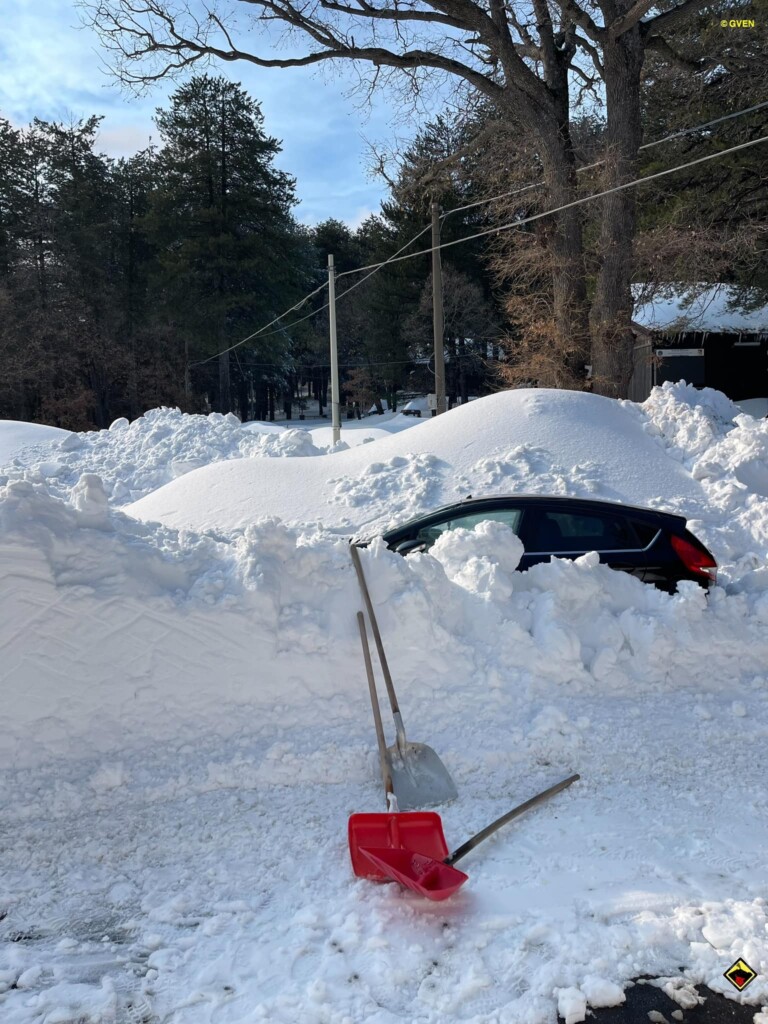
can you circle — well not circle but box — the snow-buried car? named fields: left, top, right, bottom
left=382, top=495, right=717, bottom=591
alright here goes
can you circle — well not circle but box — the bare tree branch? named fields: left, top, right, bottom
left=644, top=33, right=705, bottom=72
left=548, top=0, right=605, bottom=43
left=573, top=32, right=604, bottom=75
left=607, top=0, right=655, bottom=39
left=641, top=0, right=711, bottom=37
left=317, top=0, right=467, bottom=30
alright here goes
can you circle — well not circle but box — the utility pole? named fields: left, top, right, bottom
left=431, top=201, right=446, bottom=415
left=328, top=253, right=341, bottom=444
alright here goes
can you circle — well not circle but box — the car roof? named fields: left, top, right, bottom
left=382, top=494, right=687, bottom=536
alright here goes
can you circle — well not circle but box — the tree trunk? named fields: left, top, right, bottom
left=590, top=28, right=645, bottom=398
left=218, top=349, right=230, bottom=413
left=508, top=36, right=591, bottom=387
left=255, top=378, right=268, bottom=420
left=459, top=336, right=468, bottom=404
left=539, top=137, right=591, bottom=385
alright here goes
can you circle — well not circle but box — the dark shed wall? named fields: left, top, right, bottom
left=704, top=333, right=768, bottom=400
left=629, top=331, right=768, bottom=403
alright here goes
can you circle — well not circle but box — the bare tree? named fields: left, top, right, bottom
left=80, top=0, right=716, bottom=395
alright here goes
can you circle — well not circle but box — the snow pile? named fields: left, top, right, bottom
left=693, top=413, right=768, bottom=498
left=0, top=418, right=72, bottom=465
left=1, top=386, right=768, bottom=1024
left=634, top=380, right=740, bottom=464
left=126, top=389, right=707, bottom=536
left=0, top=407, right=324, bottom=506
left=635, top=382, right=768, bottom=583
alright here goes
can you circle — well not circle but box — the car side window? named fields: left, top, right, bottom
left=416, top=508, right=523, bottom=544
left=526, top=511, right=640, bottom=553
left=631, top=520, right=659, bottom=546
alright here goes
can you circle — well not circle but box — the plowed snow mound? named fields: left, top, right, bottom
left=127, top=389, right=706, bottom=534
left=0, top=419, right=72, bottom=466
left=0, top=408, right=324, bottom=505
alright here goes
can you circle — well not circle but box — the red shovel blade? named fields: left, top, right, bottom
left=348, top=812, right=449, bottom=880
left=360, top=847, right=468, bottom=901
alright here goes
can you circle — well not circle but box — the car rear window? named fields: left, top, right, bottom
left=526, top=510, right=642, bottom=553
left=630, top=520, right=659, bottom=546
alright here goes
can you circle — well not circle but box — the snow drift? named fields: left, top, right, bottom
left=126, top=389, right=708, bottom=535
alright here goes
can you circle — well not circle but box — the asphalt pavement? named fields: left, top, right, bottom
left=561, top=978, right=760, bottom=1023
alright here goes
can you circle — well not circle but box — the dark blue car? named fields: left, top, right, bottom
left=382, top=495, right=717, bottom=591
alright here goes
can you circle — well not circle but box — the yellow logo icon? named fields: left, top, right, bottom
left=724, top=958, right=757, bottom=992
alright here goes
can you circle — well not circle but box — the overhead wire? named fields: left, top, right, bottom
left=444, top=97, right=768, bottom=218
left=189, top=226, right=433, bottom=367
left=189, top=279, right=329, bottom=368
left=334, top=135, right=768, bottom=275
left=190, top=100, right=768, bottom=368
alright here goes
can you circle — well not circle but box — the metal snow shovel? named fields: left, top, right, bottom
left=359, top=773, right=580, bottom=901
left=350, top=544, right=457, bottom=810
left=348, top=611, right=451, bottom=880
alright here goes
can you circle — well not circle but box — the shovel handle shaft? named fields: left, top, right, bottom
left=446, top=774, right=580, bottom=866
left=356, top=611, right=394, bottom=805
left=350, top=544, right=403, bottom=721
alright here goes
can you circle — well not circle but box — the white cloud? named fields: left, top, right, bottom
left=0, top=0, right=438, bottom=223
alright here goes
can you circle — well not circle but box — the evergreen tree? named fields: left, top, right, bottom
left=149, top=74, right=308, bottom=414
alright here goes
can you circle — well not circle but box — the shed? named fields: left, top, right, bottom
left=628, top=285, right=768, bottom=403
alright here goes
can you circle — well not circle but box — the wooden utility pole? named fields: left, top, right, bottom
left=328, top=254, right=341, bottom=444
left=431, top=202, right=446, bottom=415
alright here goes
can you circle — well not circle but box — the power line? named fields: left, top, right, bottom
left=335, top=222, right=431, bottom=283
left=190, top=100, right=768, bottom=368
left=189, top=223, right=433, bottom=366
left=444, top=97, right=768, bottom=218
left=237, top=357, right=428, bottom=370
left=336, top=135, right=768, bottom=274
left=189, top=280, right=328, bottom=368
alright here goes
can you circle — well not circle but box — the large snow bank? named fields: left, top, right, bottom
left=1, top=383, right=768, bottom=1024
left=127, top=389, right=708, bottom=536
left=0, top=408, right=325, bottom=506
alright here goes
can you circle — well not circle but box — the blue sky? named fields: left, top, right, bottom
left=0, top=0, right=426, bottom=226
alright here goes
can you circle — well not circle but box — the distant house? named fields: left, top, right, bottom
left=628, top=285, right=768, bottom=403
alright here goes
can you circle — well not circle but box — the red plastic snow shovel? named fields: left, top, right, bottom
left=360, top=847, right=469, bottom=900
left=358, top=774, right=581, bottom=901
left=349, top=611, right=450, bottom=880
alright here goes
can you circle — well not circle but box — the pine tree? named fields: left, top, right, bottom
left=149, top=74, right=308, bottom=414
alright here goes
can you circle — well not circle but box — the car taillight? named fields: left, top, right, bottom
left=670, top=534, right=718, bottom=581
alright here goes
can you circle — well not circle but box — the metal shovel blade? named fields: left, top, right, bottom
left=360, top=847, right=468, bottom=901
left=387, top=741, right=458, bottom=811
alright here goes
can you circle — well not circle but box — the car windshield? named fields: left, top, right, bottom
left=416, top=508, right=523, bottom=543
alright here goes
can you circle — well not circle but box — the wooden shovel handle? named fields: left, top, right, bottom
left=350, top=544, right=402, bottom=720
left=446, top=774, right=580, bottom=866
left=357, top=611, right=394, bottom=807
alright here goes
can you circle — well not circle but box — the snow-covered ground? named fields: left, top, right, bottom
left=1, top=384, right=767, bottom=1024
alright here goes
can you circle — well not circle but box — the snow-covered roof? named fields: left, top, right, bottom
left=632, top=284, right=768, bottom=334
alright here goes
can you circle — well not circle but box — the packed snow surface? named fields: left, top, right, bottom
left=1, top=384, right=767, bottom=1024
